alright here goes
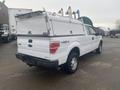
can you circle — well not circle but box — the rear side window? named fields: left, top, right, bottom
left=17, top=16, right=48, bottom=35
left=52, top=20, right=85, bottom=36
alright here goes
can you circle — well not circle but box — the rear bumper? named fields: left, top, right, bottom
left=16, top=53, right=59, bottom=68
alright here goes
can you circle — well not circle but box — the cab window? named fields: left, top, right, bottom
left=85, top=26, right=96, bottom=35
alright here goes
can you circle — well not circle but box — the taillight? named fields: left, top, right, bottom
left=50, top=41, right=60, bottom=54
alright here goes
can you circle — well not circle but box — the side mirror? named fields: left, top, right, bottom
left=95, top=33, right=99, bottom=36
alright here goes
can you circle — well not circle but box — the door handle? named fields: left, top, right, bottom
left=28, top=39, right=32, bottom=43
left=92, top=37, right=94, bottom=40
left=28, top=44, right=32, bottom=47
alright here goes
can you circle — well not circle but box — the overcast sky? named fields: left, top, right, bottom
left=1, top=0, right=120, bottom=29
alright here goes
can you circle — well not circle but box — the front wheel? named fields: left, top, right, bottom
left=63, top=53, right=79, bottom=74
left=96, top=42, right=102, bottom=54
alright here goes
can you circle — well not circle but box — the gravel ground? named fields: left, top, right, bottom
left=0, top=37, right=120, bottom=90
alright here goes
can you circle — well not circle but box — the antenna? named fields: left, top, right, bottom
left=72, top=11, right=76, bottom=19
left=2, top=0, right=5, bottom=4
left=58, top=8, right=64, bottom=16
left=76, top=9, right=80, bottom=18
left=42, top=7, right=46, bottom=12
left=66, top=6, right=72, bottom=18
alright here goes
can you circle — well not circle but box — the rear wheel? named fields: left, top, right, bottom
left=7, top=36, right=10, bottom=42
left=2, top=36, right=11, bottom=43
left=5, top=36, right=10, bottom=43
left=14, top=36, right=17, bottom=40
left=63, top=52, right=79, bottom=74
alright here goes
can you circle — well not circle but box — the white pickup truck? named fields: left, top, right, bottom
left=16, top=11, right=103, bottom=74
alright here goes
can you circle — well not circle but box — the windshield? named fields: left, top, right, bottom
left=0, top=25, right=4, bottom=31
left=0, top=24, right=9, bottom=31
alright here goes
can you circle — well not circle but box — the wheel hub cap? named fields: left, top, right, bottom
left=71, top=57, right=78, bottom=70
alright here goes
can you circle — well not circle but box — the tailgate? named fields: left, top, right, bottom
left=17, top=36, right=50, bottom=59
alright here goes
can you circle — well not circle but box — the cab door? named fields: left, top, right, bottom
left=85, top=26, right=99, bottom=51
left=83, top=25, right=95, bottom=54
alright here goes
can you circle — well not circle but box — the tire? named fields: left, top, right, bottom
left=27, top=64, right=33, bottom=67
left=96, top=42, right=102, bottom=54
left=14, top=36, right=17, bottom=40
left=63, top=52, right=79, bottom=74
left=2, top=36, right=10, bottom=43
left=7, top=36, right=10, bottom=42
left=5, top=36, right=10, bottom=43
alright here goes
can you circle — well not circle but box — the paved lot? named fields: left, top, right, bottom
left=0, top=38, right=120, bottom=90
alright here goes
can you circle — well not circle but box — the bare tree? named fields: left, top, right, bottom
left=116, top=19, right=120, bottom=29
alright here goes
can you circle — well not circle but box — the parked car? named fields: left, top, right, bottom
left=109, top=30, right=120, bottom=38
left=0, top=6, right=32, bottom=42
left=115, top=34, right=120, bottom=38
left=16, top=11, right=103, bottom=74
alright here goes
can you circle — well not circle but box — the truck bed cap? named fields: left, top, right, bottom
left=16, top=10, right=83, bottom=24
left=15, top=11, right=45, bottom=19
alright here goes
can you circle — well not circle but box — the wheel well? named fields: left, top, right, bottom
left=69, top=47, right=80, bottom=56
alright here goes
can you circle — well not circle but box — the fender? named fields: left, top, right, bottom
left=64, top=41, right=81, bottom=62
left=97, top=36, right=103, bottom=47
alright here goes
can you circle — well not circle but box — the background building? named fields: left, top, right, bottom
left=94, top=27, right=110, bottom=36
left=0, top=1, right=9, bottom=24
